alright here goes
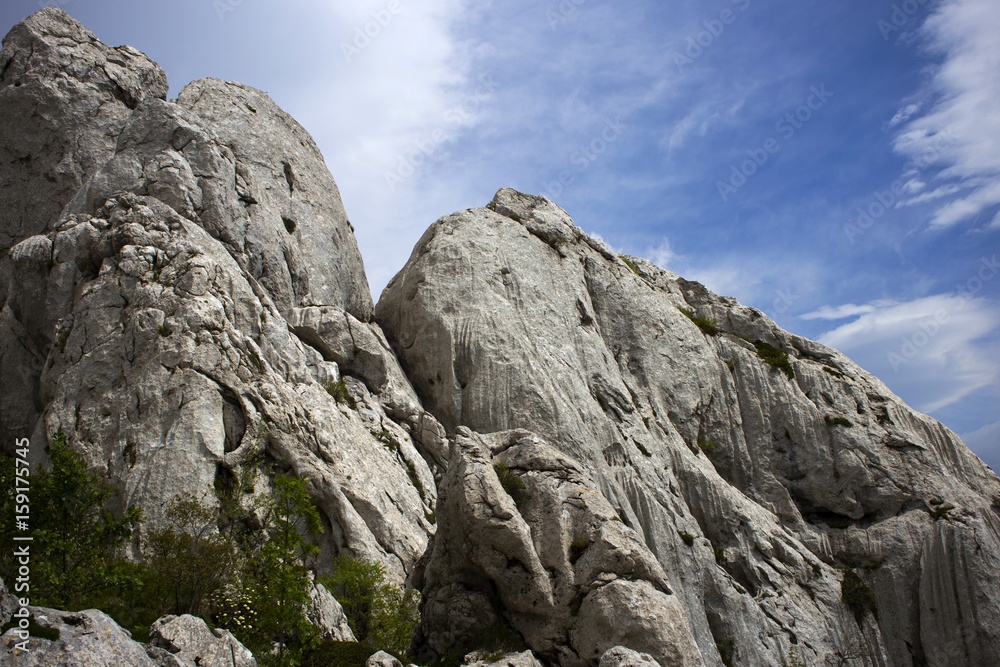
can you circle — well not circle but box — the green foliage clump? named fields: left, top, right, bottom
left=841, top=568, right=877, bottom=623
left=0, top=430, right=145, bottom=612
left=320, top=554, right=419, bottom=658
left=282, top=216, right=297, bottom=234
left=635, top=441, right=652, bottom=457
left=678, top=307, right=719, bottom=336
left=822, top=366, right=846, bottom=379
left=782, top=647, right=808, bottom=667
left=618, top=255, right=642, bottom=277
left=752, top=340, right=795, bottom=380
left=678, top=530, right=695, bottom=546
left=322, top=378, right=357, bottom=409
left=569, top=534, right=590, bottom=563
left=714, top=546, right=726, bottom=563
left=145, top=493, right=237, bottom=619
left=493, top=462, right=529, bottom=508
left=698, top=437, right=718, bottom=458
left=824, top=415, right=853, bottom=428
left=716, top=638, right=735, bottom=667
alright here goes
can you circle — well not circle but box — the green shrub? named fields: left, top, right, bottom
left=282, top=216, right=297, bottom=234
left=320, top=554, right=420, bottom=658
left=698, top=437, right=717, bottom=458
left=678, top=307, right=719, bottom=336
left=716, top=638, right=735, bottom=667
left=619, top=255, right=642, bottom=277
left=822, top=366, right=845, bottom=379
left=493, top=462, right=529, bottom=508
left=824, top=415, right=853, bottom=428
left=145, top=493, right=237, bottom=618
left=0, top=430, right=144, bottom=611
left=322, top=378, right=356, bottom=409
left=678, top=530, right=695, bottom=546
left=841, top=568, right=877, bottom=623
left=752, top=340, right=794, bottom=380
left=635, top=441, right=652, bottom=457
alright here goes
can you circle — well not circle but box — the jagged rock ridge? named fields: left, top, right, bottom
left=1, top=8, right=999, bottom=667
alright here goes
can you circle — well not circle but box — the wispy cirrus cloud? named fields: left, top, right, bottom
left=891, top=0, right=1000, bottom=230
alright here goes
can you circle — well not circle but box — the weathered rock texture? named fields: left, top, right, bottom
left=149, top=614, right=256, bottom=667
left=378, top=188, right=1000, bottom=666
left=0, top=10, right=434, bottom=585
left=3, top=8, right=1000, bottom=667
left=414, top=428, right=704, bottom=666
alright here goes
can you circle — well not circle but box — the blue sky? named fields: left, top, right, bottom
left=3, top=0, right=998, bottom=470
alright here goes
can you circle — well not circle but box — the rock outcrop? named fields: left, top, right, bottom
left=3, top=8, right=1000, bottom=667
left=0, top=9, right=434, bottom=583
left=414, top=428, right=703, bottom=666
left=149, top=614, right=256, bottom=667
left=378, top=188, right=1000, bottom=665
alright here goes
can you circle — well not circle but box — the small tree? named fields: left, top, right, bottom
left=321, top=554, right=420, bottom=657
left=218, top=472, right=324, bottom=666
left=146, top=492, right=237, bottom=617
left=0, top=431, right=144, bottom=610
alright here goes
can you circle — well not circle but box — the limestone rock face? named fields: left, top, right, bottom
left=462, top=650, right=546, bottom=667
left=0, top=7, right=167, bottom=265
left=0, top=8, right=167, bottom=444
left=0, top=10, right=432, bottom=584
left=149, top=614, right=256, bottom=667
left=599, top=646, right=661, bottom=667
left=378, top=188, right=1000, bottom=666
left=413, top=427, right=704, bottom=666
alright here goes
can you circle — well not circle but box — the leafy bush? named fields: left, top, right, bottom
left=678, top=530, right=695, bottom=546
left=678, top=307, right=719, bottom=336
left=752, top=340, right=795, bottom=380
left=841, top=568, right=877, bottom=623
left=493, top=462, right=529, bottom=508
left=698, top=437, right=717, bottom=458
left=320, top=554, right=419, bottom=658
left=322, top=378, right=356, bottom=409
left=0, top=430, right=144, bottom=611
left=618, top=255, right=642, bottom=277
left=569, top=534, right=590, bottom=563
left=145, top=493, right=237, bottom=618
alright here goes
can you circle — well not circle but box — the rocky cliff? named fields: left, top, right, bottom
left=2, top=8, right=999, bottom=667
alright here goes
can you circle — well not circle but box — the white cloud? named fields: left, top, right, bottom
left=891, top=0, right=1000, bottom=229
left=800, top=303, right=886, bottom=321
left=646, top=238, right=678, bottom=269
left=817, top=294, right=1000, bottom=414
left=888, top=102, right=921, bottom=128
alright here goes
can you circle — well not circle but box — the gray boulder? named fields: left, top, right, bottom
left=1, top=606, right=169, bottom=667
left=149, top=614, right=255, bottom=667
left=463, top=650, right=545, bottom=667
left=366, top=650, right=404, bottom=667
left=413, top=427, right=703, bottom=666
left=599, top=646, right=660, bottom=667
